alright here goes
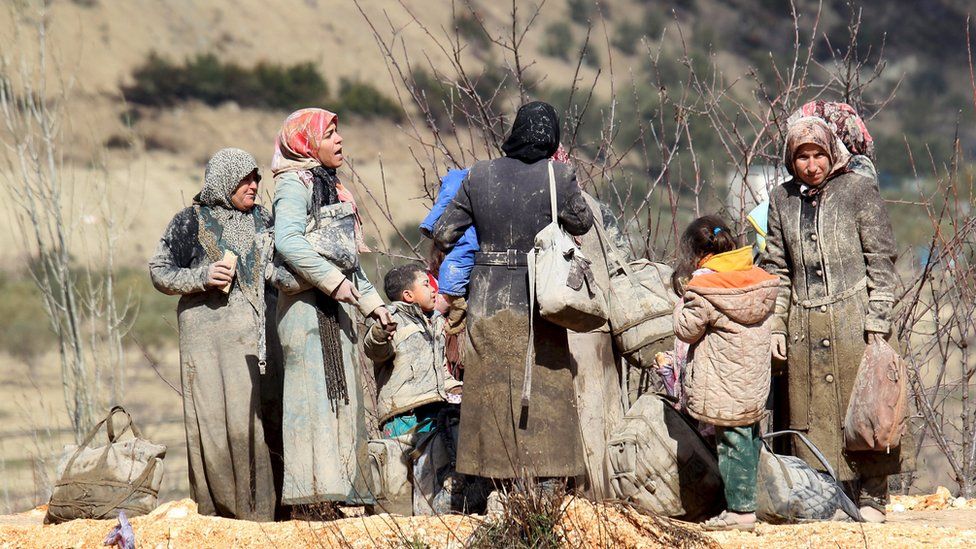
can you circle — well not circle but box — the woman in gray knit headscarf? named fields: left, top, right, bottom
left=149, top=147, right=281, bottom=521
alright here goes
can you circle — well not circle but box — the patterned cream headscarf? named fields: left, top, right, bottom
left=783, top=116, right=851, bottom=180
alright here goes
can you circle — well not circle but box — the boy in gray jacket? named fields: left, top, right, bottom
left=364, top=264, right=463, bottom=515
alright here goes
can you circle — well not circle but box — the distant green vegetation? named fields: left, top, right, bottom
left=453, top=12, right=492, bottom=52
left=124, top=53, right=329, bottom=111
left=334, top=78, right=404, bottom=122
left=124, top=53, right=403, bottom=121
left=542, top=22, right=575, bottom=60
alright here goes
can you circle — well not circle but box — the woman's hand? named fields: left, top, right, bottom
left=370, top=306, right=397, bottom=334
left=771, top=333, right=788, bottom=361
left=330, top=278, right=361, bottom=305
left=206, top=260, right=235, bottom=288
left=867, top=332, right=886, bottom=346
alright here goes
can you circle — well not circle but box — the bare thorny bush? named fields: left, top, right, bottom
left=0, top=3, right=135, bottom=448
left=349, top=0, right=976, bottom=500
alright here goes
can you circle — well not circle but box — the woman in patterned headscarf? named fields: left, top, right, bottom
left=761, top=116, right=913, bottom=523
left=270, top=108, right=393, bottom=512
left=149, top=147, right=279, bottom=521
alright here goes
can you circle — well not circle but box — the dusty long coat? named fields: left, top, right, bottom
left=762, top=168, right=914, bottom=481
left=433, top=157, right=593, bottom=479
left=149, top=205, right=279, bottom=521
left=273, top=171, right=385, bottom=505
left=569, top=193, right=626, bottom=499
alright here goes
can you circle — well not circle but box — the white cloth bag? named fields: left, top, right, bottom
left=522, top=161, right=608, bottom=405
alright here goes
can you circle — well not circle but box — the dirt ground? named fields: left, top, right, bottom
left=1, top=492, right=975, bottom=548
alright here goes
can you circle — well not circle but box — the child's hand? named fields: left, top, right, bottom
left=370, top=322, right=393, bottom=342
left=447, top=386, right=463, bottom=396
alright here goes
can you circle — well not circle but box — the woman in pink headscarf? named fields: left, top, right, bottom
left=271, top=108, right=393, bottom=513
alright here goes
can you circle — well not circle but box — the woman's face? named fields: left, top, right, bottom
left=316, top=123, right=344, bottom=168
left=230, top=170, right=260, bottom=211
left=793, top=143, right=831, bottom=186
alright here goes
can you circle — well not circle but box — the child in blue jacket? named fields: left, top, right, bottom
left=419, top=168, right=479, bottom=298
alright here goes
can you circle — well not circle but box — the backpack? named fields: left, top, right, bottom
left=588, top=216, right=678, bottom=369
left=605, top=394, right=724, bottom=521
left=756, top=430, right=862, bottom=523
left=366, top=437, right=414, bottom=516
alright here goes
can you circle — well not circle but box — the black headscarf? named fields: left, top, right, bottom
left=501, top=101, right=560, bottom=163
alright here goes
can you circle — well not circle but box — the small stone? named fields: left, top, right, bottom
left=952, top=497, right=967, bottom=508
left=890, top=503, right=906, bottom=513
left=166, top=507, right=189, bottom=519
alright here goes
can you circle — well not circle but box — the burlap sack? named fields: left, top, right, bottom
left=843, top=337, right=908, bottom=452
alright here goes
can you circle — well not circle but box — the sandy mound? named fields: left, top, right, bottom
left=0, top=497, right=712, bottom=548
left=5, top=493, right=976, bottom=548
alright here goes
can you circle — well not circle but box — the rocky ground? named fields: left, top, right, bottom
left=1, top=489, right=975, bottom=548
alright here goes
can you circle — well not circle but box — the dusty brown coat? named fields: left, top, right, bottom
left=569, top=193, right=626, bottom=499
left=761, top=169, right=914, bottom=481
left=674, top=264, right=778, bottom=427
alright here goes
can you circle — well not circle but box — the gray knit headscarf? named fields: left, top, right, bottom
left=198, top=147, right=259, bottom=209
left=195, top=148, right=262, bottom=257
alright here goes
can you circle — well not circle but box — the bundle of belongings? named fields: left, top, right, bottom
left=46, top=406, right=166, bottom=524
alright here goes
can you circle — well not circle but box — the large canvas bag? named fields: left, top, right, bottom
left=367, top=437, right=414, bottom=516
left=267, top=200, right=359, bottom=294
left=529, top=161, right=608, bottom=333
left=305, top=201, right=359, bottom=273
left=844, top=337, right=908, bottom=452
left=756, top=430, right=862, bottom=523
left=521, top=161, right=608, bottom=405
left=605, top=393, right=724, bottom=521
left=590, top=217, right=678, bottom=367
left=46, top=406, right=166, bottom=524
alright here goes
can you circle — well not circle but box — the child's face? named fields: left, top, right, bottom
left=403, top=272, right=437, bottom=313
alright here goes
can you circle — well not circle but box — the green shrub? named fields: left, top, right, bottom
left=409, top=68, right=454, bottom=129
left=542, top=22, right=574, bottom=60
left=582, top=44, right=601, bottom=69
left=408, top=65, right=511, bottom=131
left=0, top=273, right=55, bottom=365
left=124, top=53, right=329, bottom=111
left=567, top=0, right=593, bottom=25
left=335, top=79, right=403, bottom=122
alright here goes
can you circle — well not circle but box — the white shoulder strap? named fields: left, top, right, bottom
left=547, top=161, right=558, bottom=225
left=521, top=249, right=536, bottom=407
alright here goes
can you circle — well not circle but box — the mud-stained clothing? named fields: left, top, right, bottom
left=273, top=170, right=383, bottom=506
left=364, top=302, right=461, bottom=425
left=433, top=156, right=593, bottom=479
left=569, top=193, right=627, bottom=500
left=149, top=149, right=279, bottom=522
left=762, top=168, right=914, bottom=491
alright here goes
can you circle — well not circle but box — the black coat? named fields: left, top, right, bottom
left=433, top=157, right=593, bottom=478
